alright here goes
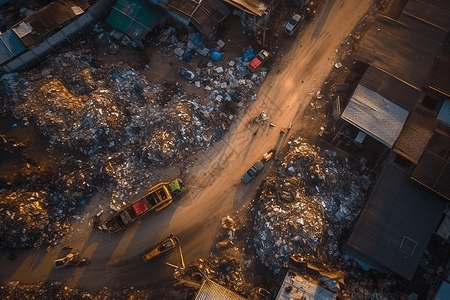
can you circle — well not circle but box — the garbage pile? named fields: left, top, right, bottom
left=192, top=255, right=252, bottom=297
left=0, top=190, right=72, bottom=249
left=251, top=137, right=371, bottom=274
left=0, top=24, right=269, bottom=244
left=0, top=281, right=152, bottom=300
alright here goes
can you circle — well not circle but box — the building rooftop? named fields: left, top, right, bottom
left=347, top=163, right=446, bottom=280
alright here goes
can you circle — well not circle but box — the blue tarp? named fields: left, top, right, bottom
left=210, top=51, right=222, bottom=62
left=242, top=48, right=256, bottom=62
left=0, top=30, right=26, bottom=65
left=437, top=99, right=450, bottom=125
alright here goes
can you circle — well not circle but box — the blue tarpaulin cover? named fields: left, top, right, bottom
left=0, top=30, right=26, bottom=65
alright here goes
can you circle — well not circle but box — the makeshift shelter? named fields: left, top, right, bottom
left=435, top=281, right=450, bottom=300
left=106, top=0, right=165, bottom=47
left=393, top=106, right=436, bottom=164
left=411, top=130, right=450, bottom=201
left=221, top=0, right=272, bottom=16
left=274, top=257, right=340, bottom=300
left=341, top=84, right=409, bottom=148
left=194, top=279, right=247, bottom=300
left=0, top=29, right=26, bottom=65
left=426, top=44, right=450, bottom=98
left=356, top=5, right=448, bottom=91
left=346, top=163, right=446, bottom=280
left=155, top=0, right=231, bottom=37
left=11, top=0, right=90, bottom=47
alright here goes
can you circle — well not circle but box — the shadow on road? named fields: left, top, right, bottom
left=312, top=0, right=335, bottom=40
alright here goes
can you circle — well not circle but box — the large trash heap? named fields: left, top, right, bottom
left=251, top=137, right=371, bottom=274
left=0, top=281, right=153, bottom=300
left=0, top=26, right=267, bottom=250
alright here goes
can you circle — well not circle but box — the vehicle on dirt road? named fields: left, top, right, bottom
left=284, top=14, right=305, bottom=36
left=142, top=234, right=179, bottom=262
left=242, top=161, right=265, bottom=183
left=178, top=67, right=196, bottom=81
left=248, top=49, right=269, bottom=72
left=99, top=179, right=185, bottom=233
left=54, top=252, right=89, bottom=269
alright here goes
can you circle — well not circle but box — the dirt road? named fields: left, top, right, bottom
left=0, top=0, right=373, bottom=291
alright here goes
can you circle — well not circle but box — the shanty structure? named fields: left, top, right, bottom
left=411, top=129, right=450, bottom=201
left=155, top=0, right=231, bottom=37
left=355, top=0, right=450, bottom=91
left=0, top=29, right=26, bottom=65
left=393, top=106, right=436, bottom=164
left=194, top=279, right=247, bottom=300
left=221, top=0, right=273, bottom=16
left=426, top=43, right=450, bottom=98
left=11, top=0, right=90, bottom=47
left=346, top=163, right=446, bottom=280
left=274, top=256, right=341, bottom=300
left=435, top=281, right=450, bottom=300
left=341, top=83, right=409, bottom=148
left=106, top=0, right=165, bottom=46
left=343, top=0, right=450, bottom=279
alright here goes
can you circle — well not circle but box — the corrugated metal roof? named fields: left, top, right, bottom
left=436, top=281, right=450, bottom=300
left=190, top=0, right=231, bottom=36
left=220, top=0, right=272, bottom=16
left=360, top=66, right=420, bottom=111
left=438, top=99, right=450, bottom=125
left=107, top=0, right=164, bottom=43
left=12, top=0, right=90, bottom=47
left=275, top=270, right=336, bottom=300
left=426, top=44, right=450, bottom=98
left=411, top=131, right=450, bottom=200
left=403, top=0, right=450, bottom=32
left=341, top=84, right=409, bottom=148
left=347, top=163, right=446, bottom=280
left=195, top=279, right=247, bottom=300
left=0, top=29, right=26, bottom=65
left=356, top=13, right=446, bottom=90
left=161, top=0, right=230, bottom=36
left=393, top=106, right=436, bottom=164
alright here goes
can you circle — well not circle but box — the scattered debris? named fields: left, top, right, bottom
left=0, top=24, right=269, bottom=250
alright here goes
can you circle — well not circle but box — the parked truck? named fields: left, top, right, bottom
left=99, top=179, right=185, bottom=233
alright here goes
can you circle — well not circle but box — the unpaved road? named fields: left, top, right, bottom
left=1, top=0, right=373, bottom=291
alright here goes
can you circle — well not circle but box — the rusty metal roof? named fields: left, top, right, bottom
left=0, top=29, right=26, bottom=65
left=426, top=43, right=450, bottom=98
left=106, top=0, right=164, bottom=45
left=411, top=131, right=450, bottom=200
left=162, top=0, right=230, bottom=36
left=360, top=66, right=420, bottom=111
left=275, top=270, right=337, bottom=300
left=393, top=106, right=436, bottom=164
left=220, top=0, right=272, bottom=16
left=195, top=279, right=247, bottom=300
left=341, top=84, right=409, bottom=148
left=12, top=0, right=90, bottom=47
left=356, top=13, right=446, bottom=91
left=347, top=163, right=446, bottom=280
left=403, top=0, right=450, bottom=32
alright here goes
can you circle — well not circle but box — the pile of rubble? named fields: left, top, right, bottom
left=0, top=24, right=269, bottom=249
left=192, top=255, right=252, bottom=297
left=202, top=138, right=414, bottom=299
left=0, top=281, right=153, bottom=300
left=0, top=190, right=72, bottom=249
left=251, top=137, right=371, bottom=274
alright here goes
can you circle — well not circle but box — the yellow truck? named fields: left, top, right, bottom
left=99, top=179, right=185, bottom=233
left=142, top=234, right=179, bottom=262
